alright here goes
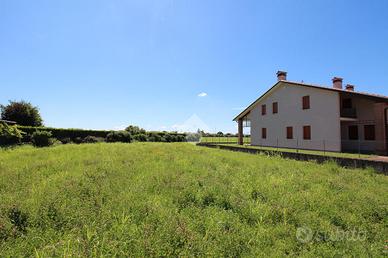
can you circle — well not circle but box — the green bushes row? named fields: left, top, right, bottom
left=1, top=125, right=188, bottom=147
left=17, top=126, right=111, bottom=143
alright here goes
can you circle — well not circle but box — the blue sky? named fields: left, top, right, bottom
left=1, top=0, right=388, bottom=132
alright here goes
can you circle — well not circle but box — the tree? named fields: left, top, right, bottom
left=0, top=122, right=24, bottom=146
left=1, top=101, right=43, bottom=126
left=125, top=125, right=146, bottom=135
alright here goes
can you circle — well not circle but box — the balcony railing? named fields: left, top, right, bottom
left=341, top=108, right=357, bottom=118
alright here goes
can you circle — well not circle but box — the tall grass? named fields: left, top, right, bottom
left=0, top=143, right=387, bottom=257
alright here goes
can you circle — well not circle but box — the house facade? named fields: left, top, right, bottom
left=234, top=71, right=388, bottom=155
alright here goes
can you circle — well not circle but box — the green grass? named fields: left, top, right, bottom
left=201, top=136, right=251, bottom=143
left=215, top=143, right=374, bottom=159
left=0, top=143, right=387, bottom=257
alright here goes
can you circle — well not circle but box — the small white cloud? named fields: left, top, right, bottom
left=197, top=92, right=208, bottom=97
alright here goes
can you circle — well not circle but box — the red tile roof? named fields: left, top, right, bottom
left=233, top=80, right=388, bottom=121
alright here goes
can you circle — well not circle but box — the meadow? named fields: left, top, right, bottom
left=0, top=143, right=387, bottom=257
left=201, top=136, right=251, bottom=144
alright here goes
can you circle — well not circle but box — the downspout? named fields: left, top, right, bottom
left=385, top=108, right=388, bottom=156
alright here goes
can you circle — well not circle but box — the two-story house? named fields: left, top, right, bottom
left=234, top=71, right=388, bottom=155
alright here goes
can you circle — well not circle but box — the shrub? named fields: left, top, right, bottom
left=1, top=100, right=43, bottom=126
left=106, top=131, right=132, bottom=143
left=60, top=137, right=72, bottom=144
left=164, top=134, right=174, bottom=142
left=176, top=135, right=186, bottom=142
left=133, top=133, right=148, bottom=142
left=0, top=122, right=24, bottom=146
left=82, top=136, right=104, bottom=143
left=148, top=133, right=162, bottom=142
left=186, top=132, right=201, bottom=142
left=31, top=130, right=53, bottom=147
left=73, top=137, right=83, bottom=144
left=125, top=125, right=146, bottom=135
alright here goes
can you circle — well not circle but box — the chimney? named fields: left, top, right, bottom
left=277, top=71, right=287, bottom=81
left=346, top=84, right=355, bottom=91
left=332, top=77, right=343, bottom=89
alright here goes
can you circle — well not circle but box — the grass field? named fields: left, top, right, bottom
left=201, top=136, right=251, bottom=144
left=216, top=144, right=374, bottom=159
left=0, top=143, right=387, bottom=257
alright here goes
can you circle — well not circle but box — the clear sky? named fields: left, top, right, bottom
left=1, top=0, right=388, bottom=133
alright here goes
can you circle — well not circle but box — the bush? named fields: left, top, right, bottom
left=1, top=100, right=43, bottom=126
left=60, top=137, right=72, bottom=144
left=148, top=133, right=162, bottom=142
left=133, top=133, right=148, bottom=142
left=82, top=136, right=104, bottom=143
left=31, top=130, right=54, bottom=147
left=106, top=131, right=132, bottom=143
left=0, top=122, right=24, bottom=146
left=186, top=132, right=201, bottom=142
left=73, top=137, right=83, bottom=144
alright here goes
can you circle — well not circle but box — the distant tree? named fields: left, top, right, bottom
left=1, top=100, right=43, bottom=126
left=125, top=125, right=146, bottom=135
left=216, top=131, right=224, bottom=137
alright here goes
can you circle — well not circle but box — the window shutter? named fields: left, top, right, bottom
left=286, top=127, right=293, bottom=139
left=262, top=128, right=267, bottom=139
left=273, top=102, right=278, bottom=114
left=364, top=125, right=376, bottom=141
left=302, top=96, right=310, bottom=110
left=303, top=126, right=311, bottom=140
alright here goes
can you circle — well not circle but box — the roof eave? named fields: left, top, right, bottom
left=233, top=81, right=282, bottom=121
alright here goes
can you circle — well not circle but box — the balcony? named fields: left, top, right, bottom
left=340, top=108, right=357, bottom=119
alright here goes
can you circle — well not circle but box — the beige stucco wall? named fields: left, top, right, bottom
left=247, top=82, right=341, bottom=152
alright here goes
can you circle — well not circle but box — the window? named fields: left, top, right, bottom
left=303, top=126, right=311, bottom=140
left=364, top=125, right=376, bottom=141
left=342, top=98, right=352, bottom=109
left=348, top=125, right=359, bottom=140
left=262, top=128, right=267, bottom=139
left=286, top=127, right=293, bottom=139
left=302, top=96, right=310, bottom=110
left=262, top=105, right=266, bottom=115
left=272, top=102, right=278, bottom=114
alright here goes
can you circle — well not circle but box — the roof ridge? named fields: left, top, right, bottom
left=233, top=80, right=388, bottom=121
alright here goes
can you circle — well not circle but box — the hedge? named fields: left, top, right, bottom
left=17, top=126, right=112, bottom=142
left=17, top=126, right=187, bottom=143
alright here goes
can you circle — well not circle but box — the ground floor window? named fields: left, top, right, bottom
left=286, top=126, right=293, bottom=139
left=303, top=126, right=311, bottom=140
left=348, top=125, right=359, bottom=140
left=262, top=128, right=267, bottom=139
left=364, top=125, right=376, bottom=141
